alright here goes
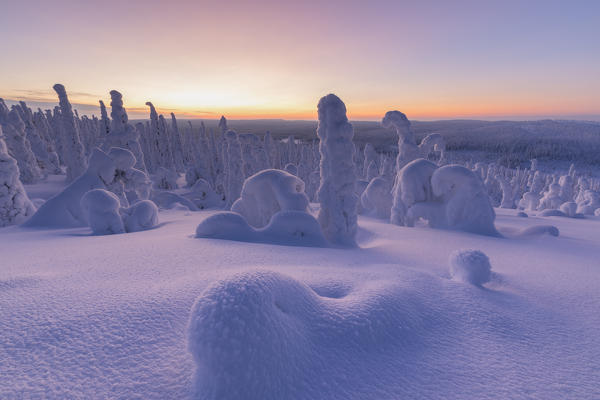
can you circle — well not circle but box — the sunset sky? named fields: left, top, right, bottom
left=1, top=0, right=599, bottom=120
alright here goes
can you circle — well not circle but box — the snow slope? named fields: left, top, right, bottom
left=1, top=182, right=599, bottom=398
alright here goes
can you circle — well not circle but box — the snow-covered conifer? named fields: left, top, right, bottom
left=53, top=84, right=87, bottom=182
left=316, top=94, right=358, bottom=247
left=0, top=126, right=36, bottom=226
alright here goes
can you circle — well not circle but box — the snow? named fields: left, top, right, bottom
left=80, top=189, right=125, bottom=235
left=449, top=249, right=492, bottom=286
left=231, top=169, right=309, bottom=228
left=2, top=201, right=600, bottom=399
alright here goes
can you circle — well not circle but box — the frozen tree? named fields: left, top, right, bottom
left=539, top=183, right=562, bottom=210
left=361, top=176, right=392, bottom=219
left=14, top=102, right=51, bottom=175
left=120, top=200, right=159, bottom=232
left=382, top=111, right=420, bottom=171
left=391, top=159, right=438, bottom=226
left=239, top=133, right=260, bottom=178
left=53, top=84, right=87, bottom=182
left=24, top=148, right=117, bottom=228
left=99, top=100, right=110, bottom=137
left=224, top=130, right=244, bottom=208
left=231, top=169, right=309, bottom=228
left=0, top=126, right=36, bottom=226
left=170, top=113, right=186, bottom=172
left=103, top=90, right=147, bottom=172
left=366, top=160, right=379, bottom=181
left=558, top=175, right=574, bottom=203
left=146, top=102, right=173, bottom=171
left=0, top=100, right=42, bottom=183
left=218, top=115, right=228, bottom=136
left=316, top=94, right=358, bottom=247
left=31, top=108, right=61, bottom=173
left=363, top=143, right=378, bottom=179
left=576, top=190, right=600, bottom=215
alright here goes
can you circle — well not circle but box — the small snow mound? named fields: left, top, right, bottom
left=449, top=249, right=492, bottom=286
left=120, top=200, right=159, bottom=232
left=516, top=211, right=528, bottom=218
left=538, top=209, right=566, bottom=217
left=195, top=212, right=255, bottom=241
left=514, top=225, right=560, bottom=237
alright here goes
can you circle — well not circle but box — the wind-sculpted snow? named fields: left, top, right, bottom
left=231, top=169, right=309, bottom=228
left=196, top=210, right=327, bottom=247
left=187, top=269, right=423, bottom=399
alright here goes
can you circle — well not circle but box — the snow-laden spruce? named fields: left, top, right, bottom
left=391, top=159, right=438, bottom=226
left=224, top=130, right=244, bottom=208
left=53, top=84, right=87, bottom=182
left=231, top=169, right=309, bottom=228
left=0, top=99, right=43, bottom=183
left=316, top=94, right=358, bottom=247
left=102, top=90, right=147, bottom=172
left=0, top=126, right=36, bottom=226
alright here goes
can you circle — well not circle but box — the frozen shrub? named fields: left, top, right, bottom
left=576, top=190, right=600, bottom=215
left=185, top=179, right=224, bottom=210
left=316, top=94, right=358, bottom=247
left=449, top=249, right=492, bottom=286
left=559, top=202, right=579, bottom=218
left=539, top=183, right=562, bottom=210
left=153, top=166, right=178, bottom=190
left=231, top=169, right=309, bottom=228
left=80, top=189, right=125, bottom=235
left=120, top=200, right=159, bottom=232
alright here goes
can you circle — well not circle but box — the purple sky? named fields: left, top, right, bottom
left=1, top=0, right=599, bottom=120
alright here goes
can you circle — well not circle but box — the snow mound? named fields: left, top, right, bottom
left=516, top=211, right=528, bottom=218
left=187, top=269, right=408, bottom=400
left=151, top=191, right=199, bottom=211
left=231, top=169, right=309, bottom=228
left=513, top=225, right=560, bottom=237
left=195, top=210, right=327, bottom=247
left=80, top=189, right=125, bottom=235
left=538, top=209, right=566, bottom=217
left=449, top=249, right=492, bottom=286
left=120, top=200, right=159, bottom=232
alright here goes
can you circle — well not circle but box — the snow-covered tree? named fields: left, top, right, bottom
left=316, top=94, right=358, bottom=247
left=0, top=126, right=36, bottom=226
left=103, top=90, right=147, bottom=172
left=53, top=84, right=87, bottom=182
left=0, top=100, right=42, bottom=183
left=224, top=130, right=243, bottom=208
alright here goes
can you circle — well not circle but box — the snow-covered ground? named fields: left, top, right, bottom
left=1, top=180, right=599, bottom=399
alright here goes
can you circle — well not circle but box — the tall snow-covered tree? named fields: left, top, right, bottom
left=316, top=94, right=358, bottom=247
left=0, top=100, right=42, bottom=183
left=0, top=126, right=36, bottom=226
left=53, top=84, right=87, bottom=182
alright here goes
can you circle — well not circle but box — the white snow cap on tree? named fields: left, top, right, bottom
left=231, top=169, right=309, bottom=228
left=53, top=84, right=87, bottom=182
left=316, top=94, right=358, bottom=247
left=0, top=126, right=36, bottom=226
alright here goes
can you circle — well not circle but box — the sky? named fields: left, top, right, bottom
left=1, top=0, right=599, bottom=120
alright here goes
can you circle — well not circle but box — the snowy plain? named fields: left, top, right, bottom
left=1, top=178, right=599, bottom=399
